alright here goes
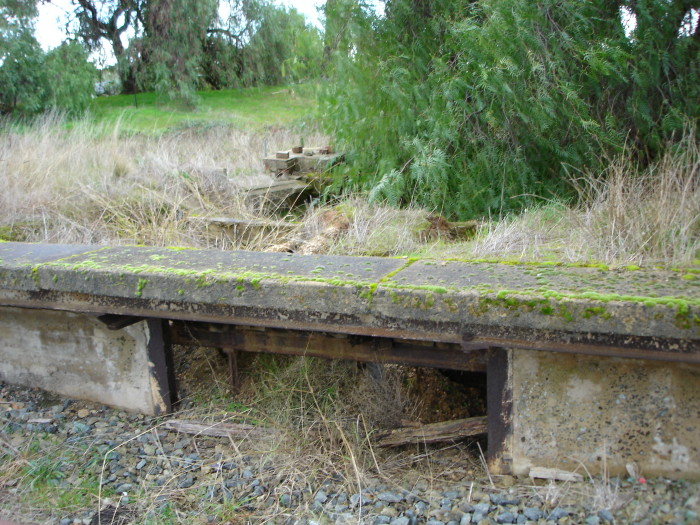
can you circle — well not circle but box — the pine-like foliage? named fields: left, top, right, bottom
left=142, top=0, right=218, bottom=107
left=320, top=0, right=699, bottom=219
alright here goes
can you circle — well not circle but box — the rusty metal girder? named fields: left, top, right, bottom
left=168, top=321, right=489, bottom=372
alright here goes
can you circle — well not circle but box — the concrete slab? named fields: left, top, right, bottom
left=376, top=259, right=699, bottom=346
left=385, top=259, right=697, bottom=298
left=0, top=243, right=697, bottom=352
left=0, top=242, right=97, bottom=265
left=505, top=348, right=700, bottom=478
left=0, top=306, right=173, bottom=415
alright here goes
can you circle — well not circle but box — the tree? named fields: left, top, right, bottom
left=240, top=3, right=323, bottom=86
left=71, top=0, right=142, bottom=93
left=44, top=41, right=98, bottom=113
left=321, top=0, right=700, bottom=219
left=0, top=27, right=47, bottom=114
left=0, top=0, right=47, bottom=114
left=201, top=0, right=324, bottom=89
left=140, top=0, right=217, bottom=106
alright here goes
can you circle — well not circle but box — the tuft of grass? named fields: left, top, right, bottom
left=457, top=127, right=699, bottom=267
left=0, top=432, right=112, bottom=521
left=567, top=127, right=699, bottom=266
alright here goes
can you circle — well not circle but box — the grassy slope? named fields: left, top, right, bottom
left=88, top=84, right=317, bottom=133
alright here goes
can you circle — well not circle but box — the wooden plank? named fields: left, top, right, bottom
left=374, top=416, right=487, bottom=447
left=169, top=322, right=489, bottom=372
left=529, top=467, right=584, bottom=482
left=163, top=419, right=276, bottom=439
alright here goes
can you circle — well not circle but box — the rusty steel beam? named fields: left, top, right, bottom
left=97, top=314, right=145, bottom=330
left=168, top=321, right=489, bottom=372
left=487, top=348, right=513, bottom=474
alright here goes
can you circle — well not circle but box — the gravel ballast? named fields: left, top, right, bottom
left=1, top=382, right=699, bottom=525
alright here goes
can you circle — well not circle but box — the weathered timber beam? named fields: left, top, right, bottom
left=374, top=416, right=487, bottom=447
left=168, top=321, right=488, bottom=372
left=163, top=419, right=275, bottom=439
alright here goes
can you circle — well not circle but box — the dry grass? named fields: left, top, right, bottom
left=0, top=113, right=327, bottom=247
left=467, top=130, right=699, bottom=267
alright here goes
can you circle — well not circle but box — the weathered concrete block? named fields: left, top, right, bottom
left=0, top=306, right=173, bottom=415
left=500, top=349, right=700, bottom=478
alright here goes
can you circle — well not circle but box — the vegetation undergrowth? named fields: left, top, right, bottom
left=1, top=113, right=697, bottom=267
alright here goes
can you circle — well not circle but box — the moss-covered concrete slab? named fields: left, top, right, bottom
left=387, top=259, right=697, bottom=299
left=375, top=259, right=699, bottom=348
left=0, top=243, right=697, bottom=356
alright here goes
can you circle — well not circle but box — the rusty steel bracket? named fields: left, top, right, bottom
left=97, top=314, right=146, bottom=330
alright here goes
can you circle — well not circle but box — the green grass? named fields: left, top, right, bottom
left=88, top=84, right=318, bottom=134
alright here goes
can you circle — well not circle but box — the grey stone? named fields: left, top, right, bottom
left=378, top=491, right=403, bottom=503
left=415, top=501, right=429, bottom=514
left=351, top=493, right=372, bottom=507
left=177, top=475, right=194, bottom=489
left=473, top=503, right=491, bottom=515
left=548, top=507, right=569, bottom=520
left=585, top=516, right=601, bottom=525
left=523, top=507, right=543, bottom=521
left=390, top=518, right=410, bottom=525
left=460, top=514, right=472, bottom=525
left=135, top=459, right=146, bottom=470
left=496, top=512, right=515, bottom=524
left=373, top=518, right=391, bottom=525
left=597, top=509, right=614, bottom=523
left=115, top=483, right=132, bottom=493
left=314, top=490, right=328, bottom=503
left=490, top=494, right=520, bottom=506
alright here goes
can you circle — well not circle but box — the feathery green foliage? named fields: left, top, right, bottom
left=321, top=0, right=699, bottom=219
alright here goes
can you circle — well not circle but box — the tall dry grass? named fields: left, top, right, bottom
left=471, top=130, right=699, bottom=266
left=0, top=112, right=327, bottom=247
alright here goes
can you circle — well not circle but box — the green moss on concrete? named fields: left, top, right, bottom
left=135, top=278, right=148, bottom=297
left=583, top=306, right=612, bottom=320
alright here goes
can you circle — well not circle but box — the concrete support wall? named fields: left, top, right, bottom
left=0, top=306, right=173, bottom=415
left=506, top=349, right=700, bottom=479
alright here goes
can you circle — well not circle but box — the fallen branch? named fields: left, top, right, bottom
left=374, top=416, right=487, bottom=447
left=163, top=419, right=276, bottom=440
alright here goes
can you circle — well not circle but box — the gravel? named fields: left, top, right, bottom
left=1, top=381, right=700, bottom=525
